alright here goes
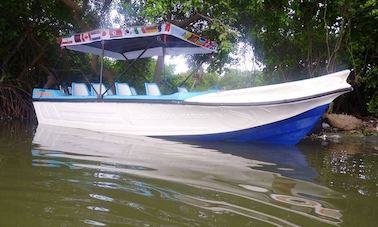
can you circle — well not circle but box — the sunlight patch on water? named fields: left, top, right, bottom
left=83, top=219, right=106, bottom=226
left=239, top=184, right=269, bottom=193
left=89, top=193, right=114, bottom=202
left=87, top=206, right=110, bottom=212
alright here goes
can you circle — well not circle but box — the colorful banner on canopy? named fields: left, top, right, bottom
left=60, top=23, right=217, bottom=59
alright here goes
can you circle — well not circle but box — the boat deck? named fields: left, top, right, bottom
left=32, top=88, right=214, bottom=101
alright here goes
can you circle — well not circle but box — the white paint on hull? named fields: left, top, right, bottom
left=33, top=92, right=344, bottom=136
left=185, top=70, right=351, bottom=104
left=33, top=70, right=351, bottom=136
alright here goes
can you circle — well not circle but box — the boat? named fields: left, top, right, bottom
left=32, top=23, right=352, bottom=144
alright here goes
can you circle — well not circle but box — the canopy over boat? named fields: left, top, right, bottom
left=60, top=23, right=217, bottom=60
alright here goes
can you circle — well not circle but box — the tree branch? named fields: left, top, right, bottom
left=40, top=64, right=58, bottom=88
left=17, top=44, right=48, bottom=79
left=169, top=13, right=213, bottom=28
left=323, top=0, right=331, bottom=72
left=60, top=0, right=114, bottom=83
left=1, top=28, right=31, bottom=71
left=61, top=0, right=91, bottom=30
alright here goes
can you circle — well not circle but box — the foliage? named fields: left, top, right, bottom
left=345, top=1, right=378, bottom=115
left=0, top=0, right=72, bottom=87
left=110, top=58, right=156, bottom=94
left=142, top=0, right=377, bottom=115
left=219, top=69, right=266, bottom=89
left=0, top=0, right=377, bottom=119
left=142, top=0, right=239, bottom=71
left=0, top=85, right=35, bottom=120
left=158, top=68, right=266, bottom=94
left=237, top=0, right=377, bottom=115
left=0, top=0, right=114, bottom=119
left=0, top=0, right=115, bottom=89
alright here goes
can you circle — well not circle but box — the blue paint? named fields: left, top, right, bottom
left=32, top=88, right=67, bottom=98
left=163, top=104, right=329, bottom=145
left=32, top=88, right=213, bottom=101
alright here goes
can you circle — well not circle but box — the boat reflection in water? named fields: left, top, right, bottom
left=32, top=124, right=342, bottom=226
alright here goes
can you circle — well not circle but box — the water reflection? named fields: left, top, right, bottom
left=27, top=124, right=346, bottom=226
left=179, top=142, right=319, bottom=181
left=298, top=140, right=377, bottom=197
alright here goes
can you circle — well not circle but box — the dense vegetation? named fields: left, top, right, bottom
left=0, top=0, right=377, bottom=119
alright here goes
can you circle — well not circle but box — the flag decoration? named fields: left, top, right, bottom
left=109, top=29, right=122, bottom=38
left=187, top=34, right=200, bottom=43
left=165, top=23, right=171, bottom=32
left=74, top=34, right=81, bottom=43
left=141, top=25, right=159, bottom=33
left=60, top=37, right=73, bottom=45
left=90, top=30, right=102, bottom=41
left=181, top=31, right=213, bottom=49
left=72, top=32, right=91, bottom=43
left=60, top=23, right=217, bottom=54
left=81, top=33, right=91, bottom=42
left=195, top=37, right=207, bottom=46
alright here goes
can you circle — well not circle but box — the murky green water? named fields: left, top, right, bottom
left=0, top=122, right=377, bottom=226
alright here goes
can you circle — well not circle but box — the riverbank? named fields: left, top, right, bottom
left=309, top=114, right=378, bottom=151
left=310, top=131, right=378, bottom=150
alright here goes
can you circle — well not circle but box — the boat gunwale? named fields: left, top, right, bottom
left=32, top=87, right=352, bottom=107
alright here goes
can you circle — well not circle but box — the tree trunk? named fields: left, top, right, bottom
left=152, top=13, right=213, bottom=82
left=153, top=55, right=164, bottom=84
left=40, top=65, right=58, bottom=89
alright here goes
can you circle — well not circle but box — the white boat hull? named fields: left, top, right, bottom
left=32, top=70, right=352, bottom=144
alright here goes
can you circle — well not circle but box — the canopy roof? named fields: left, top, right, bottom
left=60, top=23, right=217, bottom=60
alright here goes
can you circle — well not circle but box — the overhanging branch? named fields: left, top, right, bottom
left=168, top=13, right=213, bottom=28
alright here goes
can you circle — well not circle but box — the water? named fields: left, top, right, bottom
left=0, top=122, right=377, bottom=226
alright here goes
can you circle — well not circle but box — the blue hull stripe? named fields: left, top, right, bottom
left=158, top=104, right=329, bottom=145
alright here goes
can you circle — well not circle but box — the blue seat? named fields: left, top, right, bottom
left=130, top=87, right=137, bottom=95
left=145, top=83, right=161, bottom=96
left=72, top=83, right=90, bottom=96
left=115, top=82, right=132, bottom=96
left=91, top=83, right=113, bottom=96
left=177, top=87, right=188, bottom=93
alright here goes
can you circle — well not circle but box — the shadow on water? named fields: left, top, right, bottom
left=173, top=141, right=319, bottom=182
left=0, top=123, right=377, bottom=226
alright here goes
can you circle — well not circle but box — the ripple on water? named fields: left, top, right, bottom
left=89, top=193, right=114, bottom=202
left=83, top=219, right=106, bottom=226
left=1, top=124, right=376, bottom=226
left=238, top=184, right=269, bottom=193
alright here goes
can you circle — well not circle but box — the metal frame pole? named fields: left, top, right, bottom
left=102, top=39, right=157, bottom=95
left=98, top=40, right=105, bottom=99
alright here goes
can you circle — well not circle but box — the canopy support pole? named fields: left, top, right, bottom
left=163, top=34, right=166, bottom=80
left=98, top=40, right=105, bottom=99
left=101, top=39, right=156, bottom=95
left=154, top=35, right=167, bottom=84
left=162, top=46, right=165, bottom=82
